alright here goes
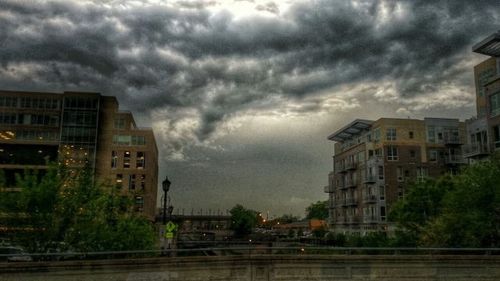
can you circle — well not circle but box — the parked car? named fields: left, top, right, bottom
left=0, top=246, right=33, bottom=262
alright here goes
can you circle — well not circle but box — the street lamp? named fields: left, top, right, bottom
left=162, top=176, right=171, bottom=224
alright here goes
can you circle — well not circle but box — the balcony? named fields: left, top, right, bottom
left=345, top=179, right=357, bottom=188
left=347, top=215, right=361, bottom=224
left=339, top=182, right=348, bottom=190
left=364, top=216, right=378, bottom=224
left=329, top=200, right=336, bottom=208
left=345, top=162, right=357, bottom=170
left=443, top=135, right=462, bottom=145
left=363, top=195, right=377, bottom=204
left=335, top=216, right=348, bottom=224
left=324, top=185, right=334, bottom=193
left=444, top=155, right=467, bottom=165
left=363, top=174, right=377, bottom=183
left=462, top=143, right=490, bottom=158
left=345, top=198, right=357, bottom=206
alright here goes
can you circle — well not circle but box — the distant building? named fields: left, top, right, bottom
left=463, top=31, right=500, bottom=161
left=325, top=117, right=465, bottom=235
left=0, top=90, right=158, bottom=220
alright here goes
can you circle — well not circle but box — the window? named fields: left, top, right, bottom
left=387, top=145, right=398, bottom=161
left=139, top=174, right=146, bottom=191
left=379, top=185, right=385, bottom=200
left=427, top=126, right=435, bottom=143
left=378, top=166, right=384, bottom=180
left=386, top=128, right=396, bottom=141
left=380, top=206, right=386, bottom=221
left=410, top=150, right=416, bottom=159
left=429, top=150, right=438, bottom=162
left=123, top=151, right=131, bottom=168
left=491, top=93, right=500, bottom=117
left=494, top=125, right=500, bottom=148
left=136, top=152, right=145, bottom=169
left=116, top=174, right=123, bottom=188
left=373, top=128, right=380, bottom=142
left=409, top=131, right=414, bottom=139
left=114, top=118, right=126, bottom=129
left=129, top=174, right=136, bottom=190
left=111, top=151, right=118, bottom=168
left=417, top=167, right=428, bottom=181
left=398, top=186, right=404, bottom=199
left=397, top=166, right=403, bottom=181
left=135, top=196, right=144, bottom=211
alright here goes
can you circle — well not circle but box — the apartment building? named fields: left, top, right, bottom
left=0, top=90, right=158, bottom=220
left=463, top=31, right=500, bottom=161
left=324, top=118, right=465, bottom=234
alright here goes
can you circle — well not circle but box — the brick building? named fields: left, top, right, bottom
left=0, top=90, right=158, bottom=220
left=463, top=31, right=500, bottom=161
left=324, top=118, right=465, bottom=234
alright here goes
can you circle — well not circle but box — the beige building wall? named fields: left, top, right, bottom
left=95, top=97, right=159, bottom=221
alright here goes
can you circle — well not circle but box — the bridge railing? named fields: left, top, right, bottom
left=1, top=246, right=500, bottom=262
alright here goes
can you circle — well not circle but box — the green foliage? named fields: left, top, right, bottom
left=420, top=156, right=500, bottom=247
left=390, top=154, right=500, bottom=247
left=305, top=200, right=328, bottom=220
left=0, top=164, right=157, bottom=252
left=229, top=204, right=258, bottom=237
left=276, top=214, right=300, bottom=224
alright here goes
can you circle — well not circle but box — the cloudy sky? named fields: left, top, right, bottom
left=1, top=0, right=499, bottom=217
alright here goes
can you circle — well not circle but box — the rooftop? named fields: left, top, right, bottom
left=473, top=31, right=500, bottom=57
left=327, top=119, right=373, bottom=142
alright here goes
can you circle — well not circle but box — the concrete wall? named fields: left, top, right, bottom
left=1, top=255, right=500, bottom=281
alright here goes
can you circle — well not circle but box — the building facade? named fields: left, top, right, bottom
left=0, top=90, right=158, bottom=220
left=325, top=118, right=465, bottom=235
left=463, top=31, right=500, bottom=161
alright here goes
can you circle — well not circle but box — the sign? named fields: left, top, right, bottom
left=164, top=221, right=177, bottom=239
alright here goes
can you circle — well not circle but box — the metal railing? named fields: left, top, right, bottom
left=2, top=246, right=500, bottom=262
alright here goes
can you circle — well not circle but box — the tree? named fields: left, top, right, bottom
left=420, top=156, right=500, bottom=247
left=0, top=164, right=157, bottom=252
left=389, top=176, right=453, bottom=243
left=229, top=204, right=258, bottom=237
left=306, top=200, right=328, bottom=220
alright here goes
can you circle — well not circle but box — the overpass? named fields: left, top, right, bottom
left=1, top=248, right=500, bottom=280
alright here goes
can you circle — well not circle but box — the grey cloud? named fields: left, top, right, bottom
left=0, top=0, right=499, bottom=145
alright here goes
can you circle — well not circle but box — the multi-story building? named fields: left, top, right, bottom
left=463, top=31, right=500, bottom=161
left=0, top=90, right=158, bottom=220
left=324, top=118, right=465, bottom=235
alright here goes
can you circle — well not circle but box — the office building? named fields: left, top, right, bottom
left=324, top=118, right=465, bottom=234
left=463, top=31, right=500, bottom=160
left=0, top=90, right=158, bottom=220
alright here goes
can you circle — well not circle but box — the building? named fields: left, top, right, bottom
left=0, top=90, right=158, bottom=220
left=463, top=31, right=500, bottom=161
left=324, top=118, right=465, bottom=235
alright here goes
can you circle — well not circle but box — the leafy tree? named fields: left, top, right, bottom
left=421, top=156, right=500, bottom=247
left=389, top=176, right=454, bottom=245
left=0, top=164, right=156, bottom=252
left=306, top=200, right=328, bottom=220
left=229, top=204, right=258, bottom=237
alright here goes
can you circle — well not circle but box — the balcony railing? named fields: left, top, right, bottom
left=462, top=143, right=490, bottom=158
left=363, top=175, right=377, bottom=183
left=347, top=215, right=361, bottom=224
left=444, top=155, right=467, bottom=165
left=324, top=185, right=334, bottom=193
left=345, top=179, right=357, bottom=188
left=345, top=198, right=357, bottom=206
left=345, top=162, right=357, bottom=170
left=364, top=215, right=378, bottom=224
left=363, top=195, right=377, bottom=204
left=443, top=135, right=462, bottom=145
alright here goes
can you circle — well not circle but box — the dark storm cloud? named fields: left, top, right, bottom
left=0, top=0, right=499, bottom=144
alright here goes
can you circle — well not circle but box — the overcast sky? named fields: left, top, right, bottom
left=1, top=0, right=499, bottom=217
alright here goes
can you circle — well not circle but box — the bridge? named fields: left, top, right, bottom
left=1, top=247, right=500, bottom=280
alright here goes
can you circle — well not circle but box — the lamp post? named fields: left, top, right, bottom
left=162, top=176, right=171, bottom=225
